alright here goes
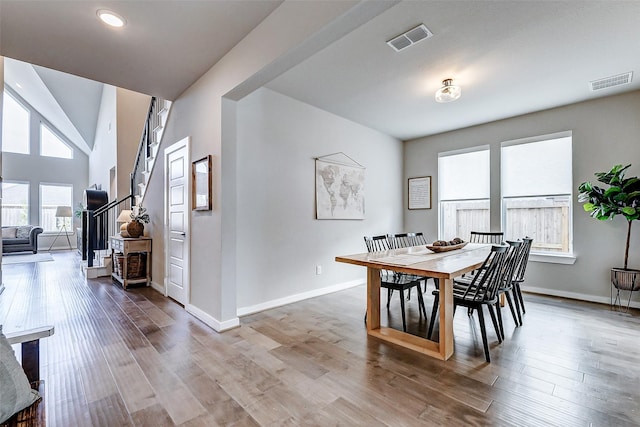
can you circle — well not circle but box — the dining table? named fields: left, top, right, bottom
left=335, top=243, right=491, bottom=360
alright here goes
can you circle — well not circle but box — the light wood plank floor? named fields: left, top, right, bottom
left=1, top=251, right=640, bottom=426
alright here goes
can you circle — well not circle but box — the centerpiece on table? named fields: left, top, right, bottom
left=127, top=205, right=150, bottom=238
left=578, top=164, right=640, bottom=311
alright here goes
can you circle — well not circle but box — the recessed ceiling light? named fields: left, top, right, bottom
left=97, top=10, right=126, bottom=28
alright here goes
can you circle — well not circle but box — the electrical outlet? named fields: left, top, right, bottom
left=316, top=265, right=322, bottom=275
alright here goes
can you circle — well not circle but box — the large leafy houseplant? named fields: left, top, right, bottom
left=578, top=164, right=640, bottom=269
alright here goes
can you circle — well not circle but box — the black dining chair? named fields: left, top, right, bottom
left=363, top=235, right=427, bottom=332
left=470, top=231, right=504, bottom=244
left=407, top=232, right=428, bottom=246
left=511, top=237, right=533, bottom=319
left=428, top=244, right=510, bottom=362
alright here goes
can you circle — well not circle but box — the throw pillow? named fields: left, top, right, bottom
left=1, top=227, right=17, bottom=239
left=0, top=328, right=40, bottom=423
left=16, top=226, right=31, bottom=240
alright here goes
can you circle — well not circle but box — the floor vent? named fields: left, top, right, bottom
left=387, top=24, right=433, bottom=52
left=590, top=72, right=633, bottom=91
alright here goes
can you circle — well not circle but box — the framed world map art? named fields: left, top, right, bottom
left=315, top=153, right=365, bottom=220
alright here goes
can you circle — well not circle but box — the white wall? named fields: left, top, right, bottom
left=116, top=88, right=150, bottom=203
left=89, top=85, right=116, bottom=191
left=235, top=88, right=402, bottom=312
left=404, top=90, right=640, bottom=306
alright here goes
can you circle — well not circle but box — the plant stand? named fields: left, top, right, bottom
left=611, top=268, right=640, bottom=312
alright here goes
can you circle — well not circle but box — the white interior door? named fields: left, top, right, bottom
left=165, top=139, right=189, bottom=305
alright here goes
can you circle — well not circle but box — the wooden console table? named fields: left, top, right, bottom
left=110, top=236, right=152, bottom=290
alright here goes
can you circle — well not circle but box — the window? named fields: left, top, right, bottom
left=2, top=182, right=30, bottom=226
left=40, top=124, right=73, bottom=159
left=438, top=147, right=490, bottom=240
left=2, top=91, right=30, bottom=154
left=40, top=184, right=73, bottom=232
left=501, top=132, right=573, bottom=255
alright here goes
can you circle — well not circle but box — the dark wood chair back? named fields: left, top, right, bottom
left=461, top=244, right=509, bottom=302
left=407, top=232, right=428, bottom=246
left=386, top=233, right=411, bottom=249
left=363, top=235, right=389, bottom=252
left=469, top=231, right=504, bottom=244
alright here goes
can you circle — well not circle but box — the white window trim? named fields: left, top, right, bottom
left=40, top=122, right=74, bottom=159
left=2, top=89, right=31, bottom=155
left=39, top=182, right=74, bottom=233
left=438, top=145, right=491, bottom=240
left=2, top=180, right=31, bottom=225
left=500, top=131, right=575, bottom=262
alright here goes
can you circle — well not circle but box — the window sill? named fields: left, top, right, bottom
left=529, top=253, right=576, bottom=265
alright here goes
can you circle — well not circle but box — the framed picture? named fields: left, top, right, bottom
left=192, top=155, right=212, bottom=211
left=408, top=176, right=431, bottom=209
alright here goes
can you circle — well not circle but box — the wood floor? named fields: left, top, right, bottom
left=1, top=251, right=640, bottom=426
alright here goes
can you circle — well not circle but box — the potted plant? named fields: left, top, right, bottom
left=127, top=205, right=150, bottom=238
left=578, top=164, right=640, bottom=310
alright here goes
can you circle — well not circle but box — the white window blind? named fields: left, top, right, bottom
left=439, top=149, right=490, bottom=201
left=502, top=136, right=572, bottom=197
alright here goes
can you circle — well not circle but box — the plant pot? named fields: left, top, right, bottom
left=126, top=220, right=144, bottom=238
left=610, top=267, right=640, bottom=312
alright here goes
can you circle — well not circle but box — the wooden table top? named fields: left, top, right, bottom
left=335, top=243, right=491, bottom=278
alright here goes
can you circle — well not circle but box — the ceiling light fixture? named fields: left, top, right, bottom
left=97, top=9, right=126, bottom=28
left=435, top=79, right=461, bottom=103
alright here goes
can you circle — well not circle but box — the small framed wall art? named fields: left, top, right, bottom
left=408, top=176, right=431, bottom=209
left=192, top=155, right=212, bottom=211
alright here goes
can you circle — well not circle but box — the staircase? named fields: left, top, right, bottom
left=131, top=97, right=172, bottom=205
left=83, top=96, right=171, bottom=271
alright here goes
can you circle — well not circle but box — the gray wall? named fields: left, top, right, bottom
left=3, top=88, right=89, bottom=249
left=404, top=90, right=640, bottom=306
left=143, top=1, right=364, bottom=328
left=235, top=88, right=402, bottom=312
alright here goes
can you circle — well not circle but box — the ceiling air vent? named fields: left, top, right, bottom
left=590, top=72, right=633, bottom=91
left=387, top=24, right=433, bottom=52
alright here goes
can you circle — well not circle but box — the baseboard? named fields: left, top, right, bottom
left=150, top=281, right=165, bottom=295
left=524, top=285, right=640, bottom=309
left=186, top=303, right=240, bottom=332
left=237, top=279, right=364, bottom=317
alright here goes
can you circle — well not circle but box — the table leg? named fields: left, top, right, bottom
left=438, top=277, right=455, bottom=360
left=367, top=267, right=381, bottom=331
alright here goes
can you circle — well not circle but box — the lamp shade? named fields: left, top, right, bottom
left=55, top=206, right=73, bottom=218
left=435, top=78, right=461, bottom=103
left=117, top=209, right=132, bottom=223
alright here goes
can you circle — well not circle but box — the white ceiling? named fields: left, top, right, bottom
left=1, top=1, right=639, bottom=142
left=267, top=1, right=640, bottom=140
left=0, top=0, right=282, bottom=100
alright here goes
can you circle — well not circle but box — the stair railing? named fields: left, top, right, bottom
left=86, top=96, right=162, bottom=267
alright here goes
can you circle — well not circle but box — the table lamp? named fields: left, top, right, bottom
left=117, top=209, right=132, bottom=237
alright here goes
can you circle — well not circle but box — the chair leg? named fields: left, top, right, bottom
left=489, top=303, right=503, bottom=343
left=428, top=294, right=439, bottom=339
left=399, top=289, right=407, bottom=332
left=416, top=285, right=427, bottom=318
left=511, top=288, right=523, bottom=326
left=515, top=282, right=526, bottom=314
left=476, top=306, right=491, bottom=363
left=504, top=291, right=520, bottom=327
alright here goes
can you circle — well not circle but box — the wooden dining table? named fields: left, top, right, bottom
left=336, top=243, right=491, bottom=360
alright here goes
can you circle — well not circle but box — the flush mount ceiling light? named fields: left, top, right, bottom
left=435, top=79, right=461, bottom=103
left=97, top=9, right=126, bottom=28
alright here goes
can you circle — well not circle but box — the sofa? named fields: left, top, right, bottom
left=1, top=226, right=43, bottom=254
